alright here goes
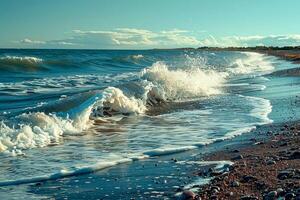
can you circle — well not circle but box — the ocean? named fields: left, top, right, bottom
left=0, top=49, right=299, bottom=198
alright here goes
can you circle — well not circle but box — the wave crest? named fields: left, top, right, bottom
left=142, top=61, right=227, bottom=100
left=0, top=56, right=44, bottom=72
left=228, top=52, right=274, bottom=74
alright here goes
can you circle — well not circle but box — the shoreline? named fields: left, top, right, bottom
left=179, top=50, right=300, bottom=200
left=1, top=49, right=300, bottom=200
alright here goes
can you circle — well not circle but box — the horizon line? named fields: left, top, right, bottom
left=0, top=45, right=300, bottom=51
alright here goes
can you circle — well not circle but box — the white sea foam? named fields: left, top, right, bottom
left=143, top=146, right=198, bottom=157
left=0, top=105, right=93, bottom=154
left=91, top=61, right=227, bottom=117
left=141, top=61, right=227, bottom=100
left=131, top=54, right=144, bottom=59
left=223, top=126, right=257, bottom=140
left=175, top=160, right=233, bottom=195
left=91, top=87, right=147, bottom=117
left=228, top=52, right=274, bottom=75
left=245, top=95, right=273, bottom=124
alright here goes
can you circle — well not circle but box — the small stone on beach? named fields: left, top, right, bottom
left=179, top=190, right=196, bottom=200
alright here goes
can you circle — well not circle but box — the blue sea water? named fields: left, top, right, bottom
left=0, top=49, right=298, bottom=196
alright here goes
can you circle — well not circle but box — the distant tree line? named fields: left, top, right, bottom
left=197, top=46, right=300, bottom=51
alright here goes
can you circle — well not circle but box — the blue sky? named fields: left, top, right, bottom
left=1, top=0, right=300, bottom=49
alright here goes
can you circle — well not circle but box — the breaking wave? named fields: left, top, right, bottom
left=228, top=52, right=274, bottom=75
left=0, top=60, right=227, bottom=154
left=0, top=52, right=274, bottom=155
left=142, top=61, right=227, bottom=99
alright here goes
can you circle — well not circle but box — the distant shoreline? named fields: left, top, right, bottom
left=1, top=46, right=300, bottom=53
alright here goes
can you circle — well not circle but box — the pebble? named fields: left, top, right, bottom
left=211, top=186, right=220, bottom=192
left=266, top=160, right=276, bottom=165
left=232, top=155, right=244, bottom=160
left=226, top=192, right=234, bottom=196
left=242, top=175, right=257, bottom=182
left=254, top=141, right=264, bottom=145
left=231, top=181, right=240, bottom=187
left=240, top=195, right=258, bottom=200
left=255, top=181, right=266, bottom=190
left=210, top=195, right=218, bottom=200
left=179, top=190, right=195, bottom=200
left=240, top=161, right=247, bottom=167
left=289, top=151, right=300, bottom=159
left=276, top=188, right=284, bottom=196
left=277, top=169, right=294, bottom=180
left=285, top=192, right=296, bottom=200
left=266, top=191, right=277, bottom=199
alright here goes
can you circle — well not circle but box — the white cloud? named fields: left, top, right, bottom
left=18, top=38, right=75, bottom=46
left=202, top=35, right=300, bottom=47
left=20, top=38, right=46, bottom=44
left=71, top=28, right=202, bottom=48
left=56, top=41, right=75, bottom=45
left=16, top=30, right=300, bottom=49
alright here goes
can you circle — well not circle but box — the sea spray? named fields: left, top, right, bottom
left=228, top=52, right=274, bottom=74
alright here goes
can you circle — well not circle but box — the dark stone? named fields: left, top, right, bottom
left=231, top=180, right=240, bottom=187
left=285, top=192, right=296, bottom=200
left=266, top=191, right=277, bottom=199
left=279, top=142, right=288, bottom=147
left=211, top=188, right=219, bottom=194
left=242, top=175, right=258, bottom=182
left=255, top=181, right=266, bottom=190
left=289, top=151, right=300, bottom=159
left=266, top=160, right=276, bottom=165
left=240, top=195, right=258, bottom=200
left=210, top=195, right=218, bottom=200
left=225, top=192, right=233, bottom=196
left=211, top=186, right=220, bottom=191
left=232, top=155, right=244, bottom=160
left=277, top=170, right=294, bottom=180
left=276, top=188, right=285, bottom=196
left=180, top=190, right=196, bottom=200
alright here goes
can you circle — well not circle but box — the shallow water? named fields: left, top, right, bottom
left=0, top=49, right=298, bottom=193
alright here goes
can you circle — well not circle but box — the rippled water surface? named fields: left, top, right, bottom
left=0, top=49, right=297, bottom=188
